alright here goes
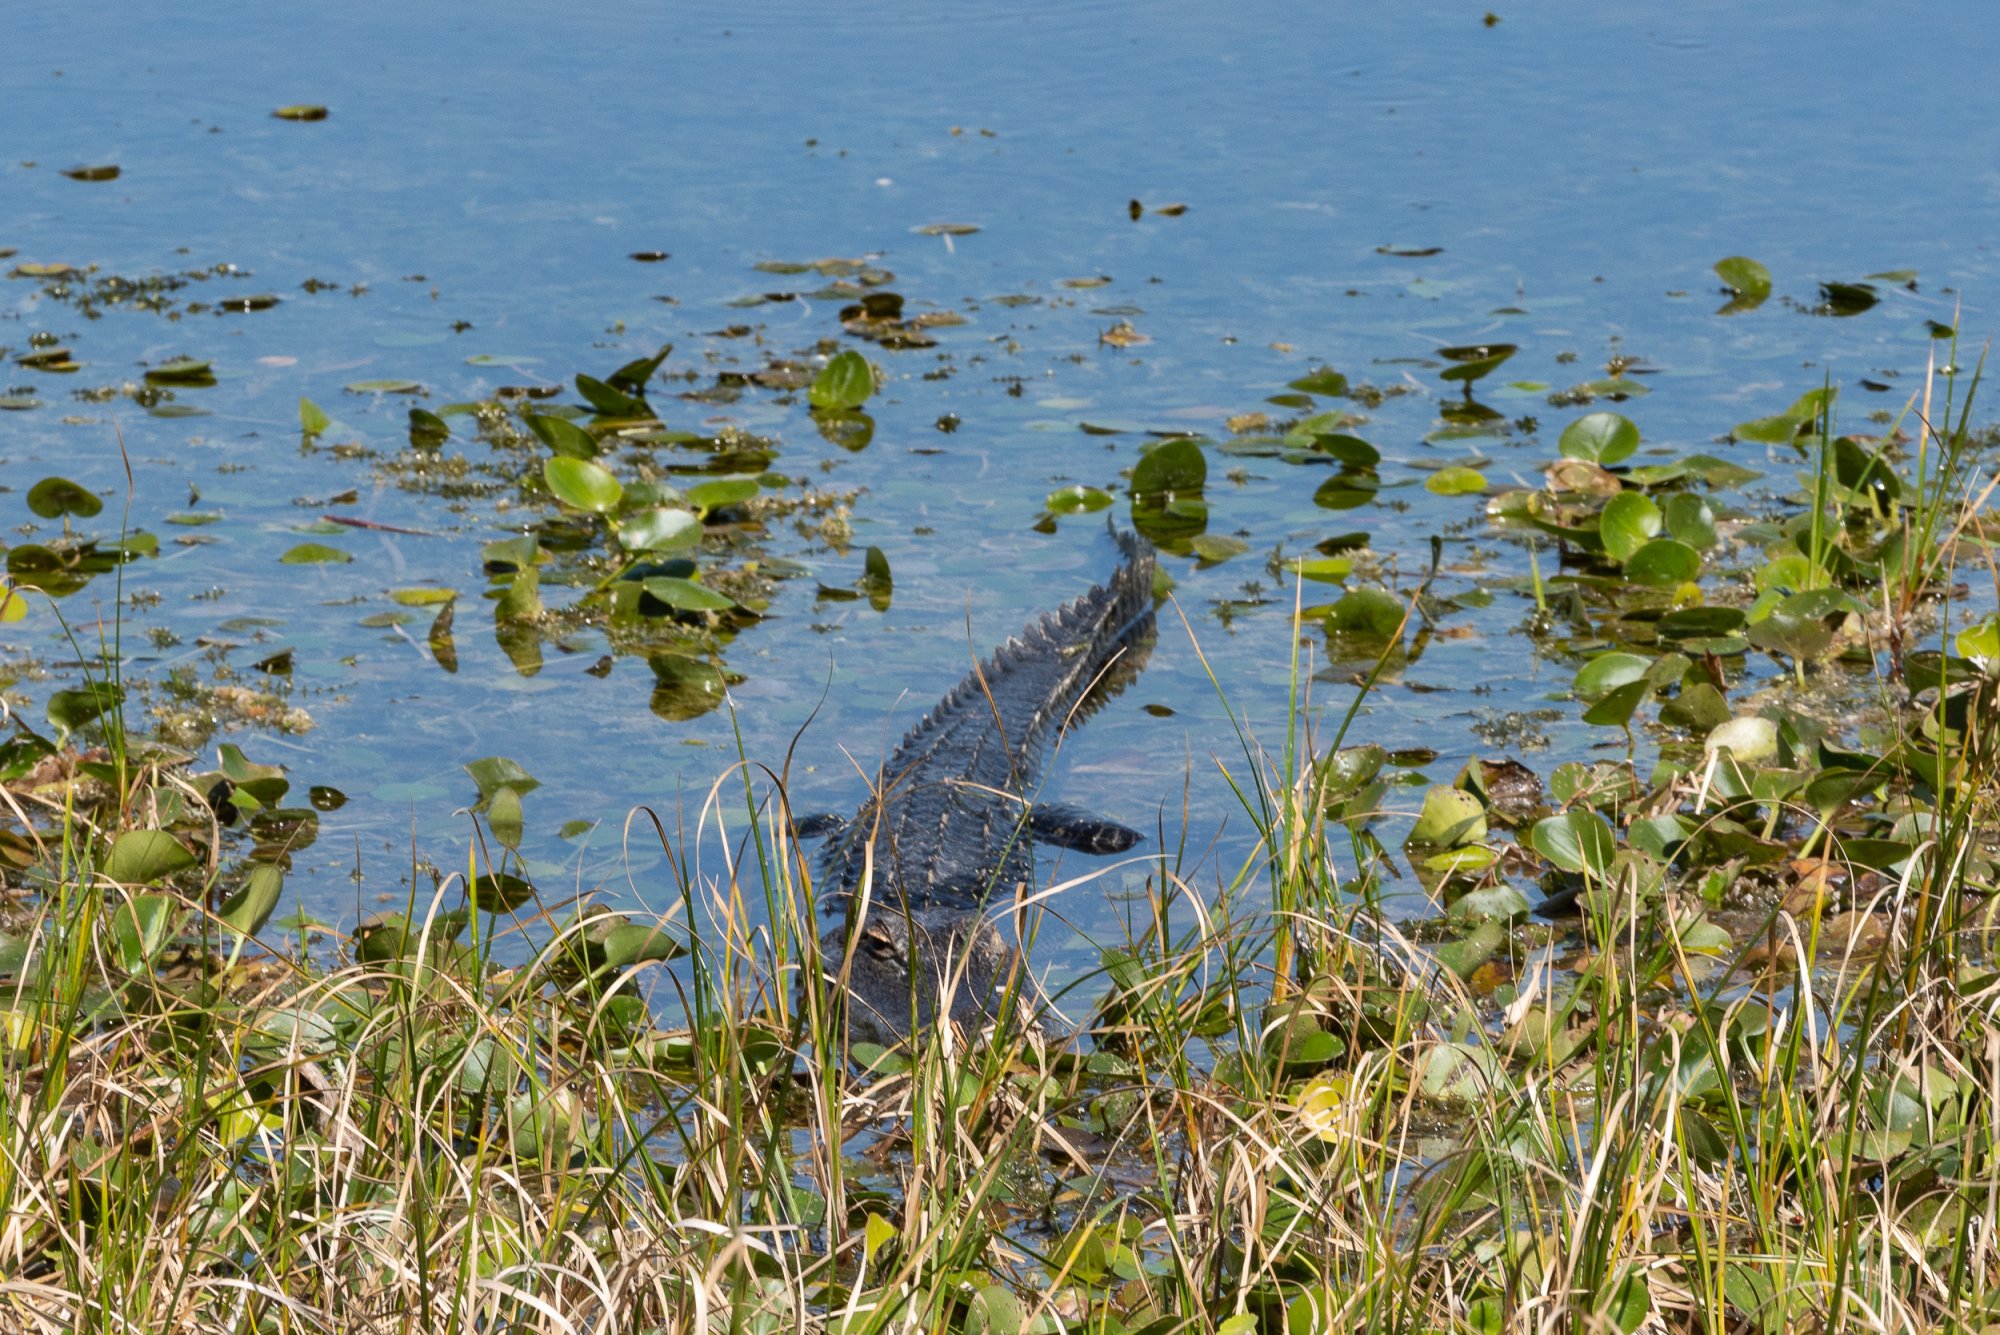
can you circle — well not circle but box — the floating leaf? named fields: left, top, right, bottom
left=1309, top=434, right=1380, bottom=467
left=62, top=165, right=121, bottom=182
left=617, top=507, right=700, bottom=555
left=1574, top=651, right=1651, bottom=700
left=1706, top=715, right=1778, bottom=764
left=1437, top=343, right=1516, bottom=383
left=543, top=457, right=624, bottom=513
left=345, top=378, right=421, bottom=394
left=1408, top=786, right=1487, bottom=848
left=1425, top=466, right=1487, bottom=496
left=1289, top=368, right=1348, bottom=397
left=576, top=373, right=645, bottom=416
left=219, top=864, right=284, bottom=938
left=1190, top=534, right=1249, bottom=563
left=471, top=872, right=537, bottom=913
left=280, top=543, right=351, bottom=565
left=1820, top=281, right=1878, bottom=316
left=145, top=358, right=214, bottom=385
left=428, top=600, right=457, bottom=672
left=1661, top=493, right=1717, bottom=549
left=1047, top=485, right=1113, bottom=514
left=113, top=894, right=179, bottom=973
left=808, top=351, right=874, bottom=411
left=407, top=407, right=449, bottom=449
left=1531, top=810, right=1615, bottom=875
left=1598, top=492, right=1661, bottom=562
left=273, top=104, right=329, bottom=121
left=608, top=342, right=673, bottom=394
left=1582, top=679, right=1650, bottom=729
left=862, top=546, right=892, bottom=612
left=104, top=830, right=197, bottom=885
left=684, top=477, right=759, bottom=513
left=1559, top=412, right=1640, bottom=465
left=390, top=587, right=456, bottom=606
left=526, top=413, right=597, bottom=459
left=482, top=536, right=541, bottom=574
left=642, top=577, right=735, bottom=612
left=1622, top=539, right=1701, bottom=586
left=1130, top=437, right=1206, bottom=494
left=912, top=222, right=980, bottom=236
left=1713, top=256, right=1771, bottom=312
left=1326, top=587, right=1405, bottom=638
left=26, top=477, right=103, bottom=520
left=647, top=653, right=731, bottom=720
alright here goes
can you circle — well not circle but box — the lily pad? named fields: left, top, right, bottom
left=1130, top=437, right=1206, bottom=494
left=26, top=476, right=103, bottom=520
left=1408, top=786, right=1487, bottom=848
left=1531, top=810, right=1615, bottom=875
left=543, top=457, right=623, bottom=513
left=641, top=577, right=735, bottom=612
left=280, top=543, right=351, bottom=565
left=1047, top=485, right=1114, bottom=514
left=145, top=358, right=215, bottom=385
left=1425, top=465, right=1487, bottom=496
left=617, top=507, right=700, bottom=555
left=1559, top=412, right=1640, bottom=466
left=104, top=830, right=197, bottom=885
left=1622, top=539, right=1701, bottom=586
left=1597, top=492, right=1661, bottom=562
left=808, top=351, right=874, bottom=411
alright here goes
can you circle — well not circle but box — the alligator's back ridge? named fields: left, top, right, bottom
left=819, top=531, right=1155, bottom=915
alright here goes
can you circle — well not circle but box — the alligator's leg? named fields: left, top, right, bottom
left=1027, top=803, right=1143, bottom=854
left=791, top=811, right=849, bottom=840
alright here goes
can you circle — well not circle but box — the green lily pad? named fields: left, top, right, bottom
left=1425, top=465, right=1487, bottom=496
left=1407, top=785, right=1487, bottom=848
left=145, top=358, right=215, bottom=385
left=280, top=543, right=351, bottom=565
left=543, top=457, right=623, bottom=513
left=1598, top=492, right=1661, bottom=562
left=104, top=830, right=197, bottom=885
left=26, top=476, right=103, bottom=520
left=1622, top=539, right=1701, bottom=586
left=1531, top=810, right=1615, bottom=875
left=808, top=350, right=874, bottom=411
left=617, top=507, right=700, bottom=555
left=1047, top=485, right=1114, bottom=514
left=641, top=577, right=735, bottom=612
left=1559, top=412, right=1640, bottom=466
left=1131, top=437, right=1206, bottom=495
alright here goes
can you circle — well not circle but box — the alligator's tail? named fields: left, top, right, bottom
left=891, top=530, right=1156, bottom=785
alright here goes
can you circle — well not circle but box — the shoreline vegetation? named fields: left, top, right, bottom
left=4, top=337, right=2000, bottom=1334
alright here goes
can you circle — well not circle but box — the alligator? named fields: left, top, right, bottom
left=805, top=531, right=1157, bottom=1045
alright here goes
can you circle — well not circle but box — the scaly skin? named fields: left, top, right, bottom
left=816, top=531, right=1156, bottom=1045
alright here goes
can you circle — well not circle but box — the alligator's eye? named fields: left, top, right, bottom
left=860, top=928, right=901, bottom=962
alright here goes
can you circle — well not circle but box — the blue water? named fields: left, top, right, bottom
left=5, top=1, right=1997, bottom=949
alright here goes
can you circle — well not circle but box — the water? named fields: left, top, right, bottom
left=5, top=1, right=1997, bottom=953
